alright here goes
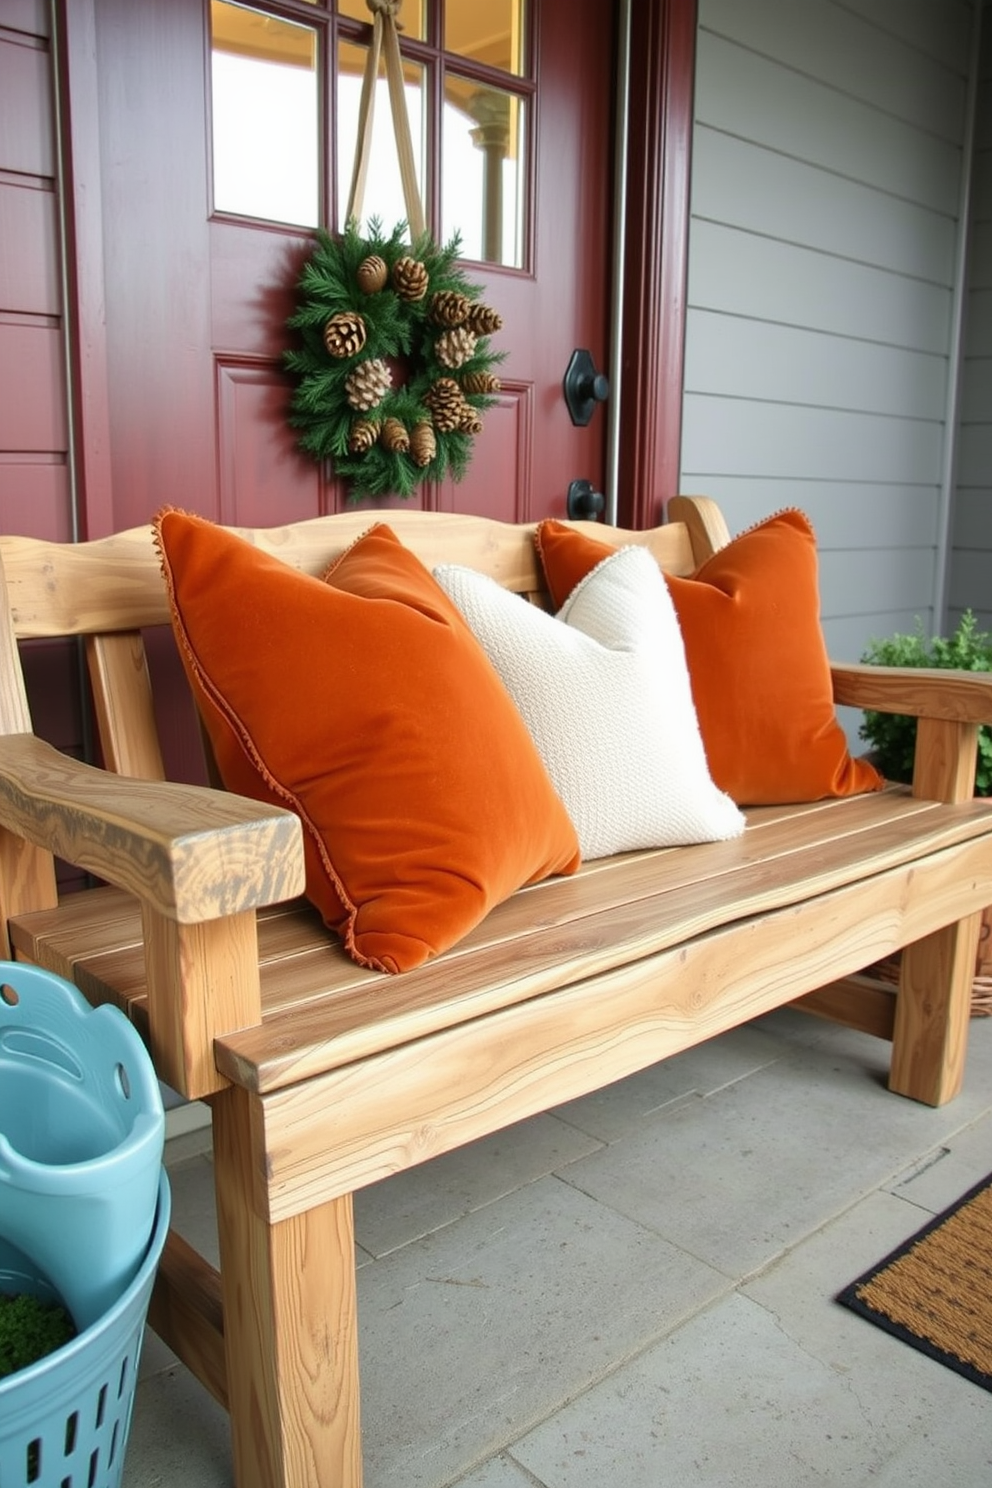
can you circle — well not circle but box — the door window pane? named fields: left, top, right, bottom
left=337, top=39, right=426, bottom=234
left=443, top=80, right=524, bottom=266
left=444, top=0, right=525, bottom=77
left=210, top=1, right=318, bottom=226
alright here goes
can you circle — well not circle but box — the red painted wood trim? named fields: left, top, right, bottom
left=617, top=0, right=697, bottom=530
left=55, top=0, right=116, bottom=539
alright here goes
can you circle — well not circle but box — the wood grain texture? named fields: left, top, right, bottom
left=142, top=907, right=262, bottom=1100
left=0, top=510, right=703, bottom=640
left=212, top=1085, right=362, bottom=1488
left=148, top=1229, right=227, bottom=1408
left=667, top=492, right=731, bottom=561
left=213, top=793, right=992, bottom=1093
left=249, top=830, right=992, bottom=1220
left=890, top=913, right=981, bottom=1106
left=0, top=823, right=57, bottom=957
left=0, top=554, right=32, bottom=735
left=86, top=631, right=166, bottom=779
left=0, top=734, right=305, bottom=922
left=792, top=975, right=896, bottom=1040
left=832, top=664, right=992, bottom=728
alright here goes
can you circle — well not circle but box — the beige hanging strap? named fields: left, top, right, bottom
left=346, top=0, right=426, bottom=241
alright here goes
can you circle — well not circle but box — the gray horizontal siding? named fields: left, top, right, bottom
left=691, top=126, right=957, bottom=284
left=684, top=308, right=948, bottom=418
left=678, top=477, right=939, bottom=552
left=695, top=27, right=963, bottom=215
left=687, top=220, right=952, bottom=354
left=704, top=0, right=970, bottom=131
left=682, top=0, right=975, bottom=681
left=949, top=4, right=992, bottom=634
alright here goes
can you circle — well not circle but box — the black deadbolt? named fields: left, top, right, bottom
left=566, top=479, right=606, bottom=521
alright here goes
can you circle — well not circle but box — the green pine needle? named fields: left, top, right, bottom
left=284, top=220, right=500, bottom=501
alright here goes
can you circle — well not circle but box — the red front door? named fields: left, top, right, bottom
left=70, top=0, right=615, bottom=536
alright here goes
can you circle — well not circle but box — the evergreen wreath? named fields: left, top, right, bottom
left=285, top=219, right=505, bottom=500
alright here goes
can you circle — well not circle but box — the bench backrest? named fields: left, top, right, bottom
left=0, top=500, right=727, bottom=786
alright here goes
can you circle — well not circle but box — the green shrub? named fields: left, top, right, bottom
left=859, top=610, right=992, bottom=795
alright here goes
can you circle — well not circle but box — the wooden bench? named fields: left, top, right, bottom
left=2, top=495, right=992, bottom=1488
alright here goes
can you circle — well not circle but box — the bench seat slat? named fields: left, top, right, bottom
left=13, top=787, right=992, bottom=1097
left=252, top=830, right=992, bottom=1220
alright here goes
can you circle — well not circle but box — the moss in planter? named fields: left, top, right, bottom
left=859, top=609, right=992, bottom=795
left=0, top=1291, right=76, bottom=1378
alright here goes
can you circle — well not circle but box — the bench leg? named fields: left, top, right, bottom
left=212, top=1085, right=363, bottom=1488
left=888, top=912, right=980, bottom=1106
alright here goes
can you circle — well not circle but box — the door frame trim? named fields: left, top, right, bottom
left=618, top=0, right=697, bottom=529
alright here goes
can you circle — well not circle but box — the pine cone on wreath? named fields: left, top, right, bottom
left=429, top=290, right=471, bottom=327
left=425, top=377, right=466, bottom=433
left=409, top=421, right=437, bottom=468
left=436, top=326, right=478, bottom=370
left=345, top=357, right=392, bottom=411
left=356, top=254, right=388, bottom=294
left=459, top=406, right=484, bottom=436
left=466, top=303, right=503, bottom=336
left=461, top=370, right=501, bottom=395
left=380, top=416, right=410, bottom=454
left=348, top=418, right=380, bottom=454
left=323, top=311, right=367, bottom=358
left=393, top=256, right=429, bottom=301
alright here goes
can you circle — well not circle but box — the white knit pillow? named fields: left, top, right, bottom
left=434, top=545, right=744, bottom=859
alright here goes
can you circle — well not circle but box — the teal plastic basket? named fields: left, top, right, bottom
left=0, top=962, right=164, bottom=1331
left=0, top=1170, right=170, bottom=1488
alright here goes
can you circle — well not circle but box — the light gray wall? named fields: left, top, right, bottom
left=680, top=0, right=976, bottom=675
left=950, top=7, right=992, bottom=634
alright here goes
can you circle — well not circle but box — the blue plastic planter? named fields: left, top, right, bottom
left=0, top=1170, right=171, bottom=1488
left=0, top=962, right=164, bottom=1331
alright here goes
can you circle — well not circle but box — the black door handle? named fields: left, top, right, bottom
left=563, top=348, right=609, bottom=427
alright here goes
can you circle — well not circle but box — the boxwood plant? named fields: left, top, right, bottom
left=859, top=609, right=992, bottom=795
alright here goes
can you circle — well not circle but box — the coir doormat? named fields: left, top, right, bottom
left=837, top=1172, right=992, bottom=1392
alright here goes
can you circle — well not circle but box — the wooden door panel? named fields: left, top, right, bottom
left=0, top=181, right=60, bottom=314
left=0, top=324, right=67, bottom=450
left=216, top=362, right=320, bottom=528
left=0, top=29, right=53, bottom=177
left=0, top=466, right=72, bottom=542
left=436, top=384, right=534, bottom=521
left=85, top=0, right=614, bottom=537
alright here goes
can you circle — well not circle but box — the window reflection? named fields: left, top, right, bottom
left=443, top=82, right=524, bottom=266
left=444, top=0, right=524, bottom=76
left=336, top=40, right=426, bottom=235
left=210, top=1, right=318, bottom=226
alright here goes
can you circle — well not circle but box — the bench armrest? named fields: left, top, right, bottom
left=0, top=733, right=305, bottom=923
left=831, top=663, right=992, bottom=726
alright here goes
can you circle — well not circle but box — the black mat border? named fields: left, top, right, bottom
left=836, top=1171, right=992, bottom=1394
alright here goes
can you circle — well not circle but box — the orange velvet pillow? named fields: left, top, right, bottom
left=535, top=510, right=883, bottom=806
left=155, top=511, right=580, bottom=973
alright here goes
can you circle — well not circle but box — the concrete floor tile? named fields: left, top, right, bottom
left=741, top=1189, right=992, bottom=1483
left=124, top=1362, right=231, bottom=1488
left=166, top=1150, right=220, bottom=1268
left=555, top=1034, right=992, bottom=1279
left=511, top=1285, right=990, bottom=1488
left=355, top=1112, right=602, bottom=1258
left=884, top=1109, right=992, bottom=1216
left=357, top=1175, right=727, bottom=1488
